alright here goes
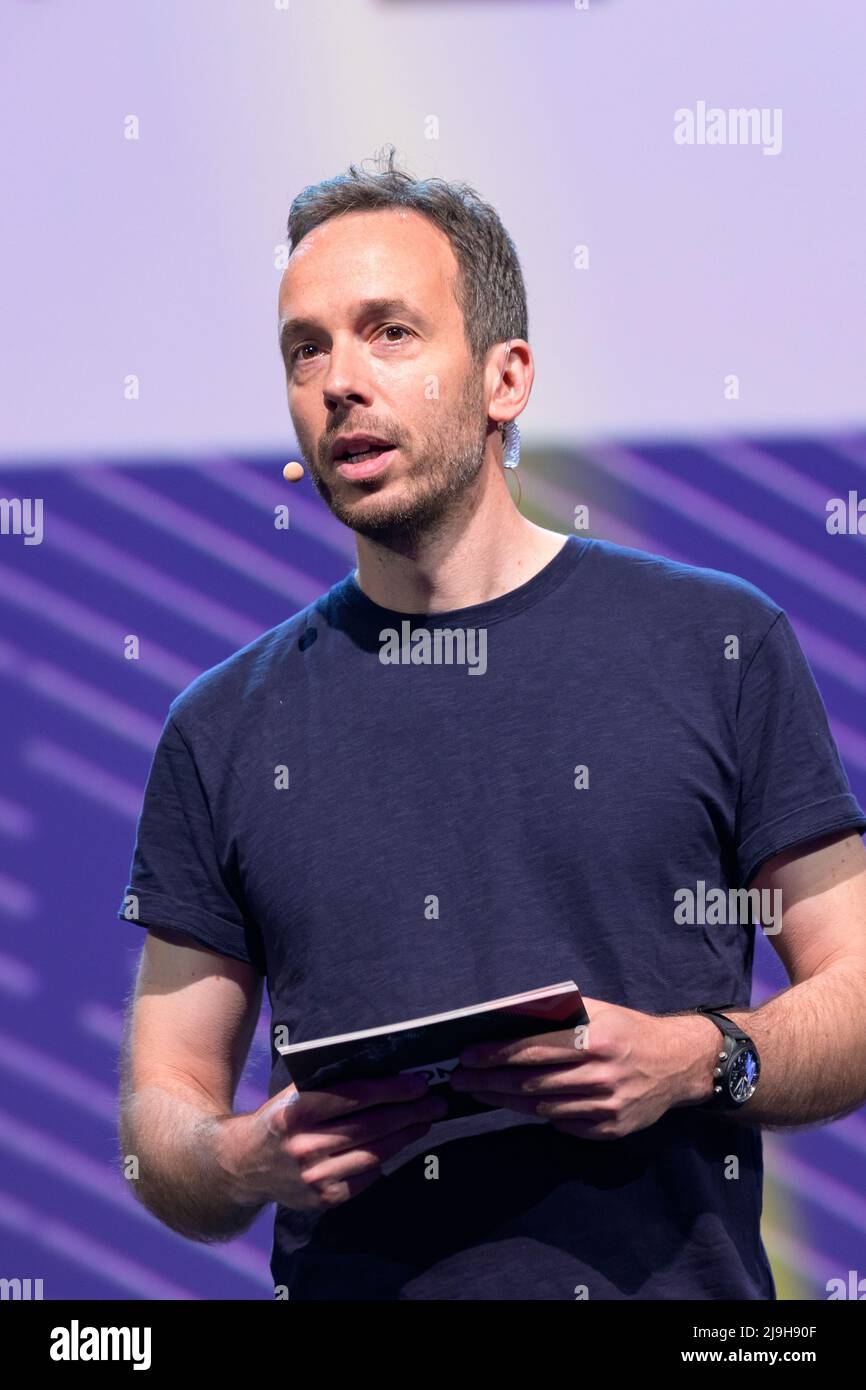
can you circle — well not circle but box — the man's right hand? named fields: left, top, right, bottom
left=216, top=1073, right=449, bottom=1214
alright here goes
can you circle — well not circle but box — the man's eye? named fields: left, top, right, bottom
left=290, top=325, right=410, bottom=366
left=379, top=324, right=411, bottom=343
left=291, top=343, right=320, bottom=364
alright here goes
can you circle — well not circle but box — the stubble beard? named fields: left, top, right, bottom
left=302, top=369, right=490, bottom=547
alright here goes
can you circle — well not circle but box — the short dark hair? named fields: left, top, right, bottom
left=285, top=145, right=529, bottom=366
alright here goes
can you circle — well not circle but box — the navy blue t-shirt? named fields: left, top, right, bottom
left=119, top=535, right=866, bottom=1300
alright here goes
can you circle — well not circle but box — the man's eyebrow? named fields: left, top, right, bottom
left=278, top=297, right=431, bottom=349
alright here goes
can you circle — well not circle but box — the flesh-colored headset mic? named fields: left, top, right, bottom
left=282, top=461, right=305, bottom=482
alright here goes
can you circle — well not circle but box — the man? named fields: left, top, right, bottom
left=118, top=150, right=866, bottom=1300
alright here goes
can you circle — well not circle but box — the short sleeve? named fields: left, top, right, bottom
left=735, top=610, right=866, bottom=886
left=117, top=713, right=266, bottom=973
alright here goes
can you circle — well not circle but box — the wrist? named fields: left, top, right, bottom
left=665, top=1013, right=725, bottom=1107
left=212, top=1113, right=266, bottom=1211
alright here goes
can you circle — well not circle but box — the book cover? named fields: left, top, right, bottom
left=278, top=980, right=588, bottom=1120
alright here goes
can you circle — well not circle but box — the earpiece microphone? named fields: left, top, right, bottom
left=496, top=340, right=521, bottom=470
left=282, top=461, right=305, bottom=483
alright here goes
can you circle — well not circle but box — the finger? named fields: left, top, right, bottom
left=460, top=1027, right=591, bottom=1068
left=451, top=1064, right=598, bottom=1097
left=535, top=1097, right=614, bottom=1120
left=316, top=1169, right=383, bottom=1207
left=459, top=1088, right=613, bottom=1120
left=304, top=1119, right=434, bottom=1187
left=289, top=1093, right=449, bottom=1166
left=267, top=1072, right=431, bottom=1129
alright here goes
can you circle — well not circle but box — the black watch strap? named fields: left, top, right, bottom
left=694, top=1003, right=748, bottom=1042
left=694, top=1004, right=760, bottom=1109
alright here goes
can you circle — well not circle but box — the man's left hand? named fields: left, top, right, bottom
left=449, top=997, right=719, bottom=1140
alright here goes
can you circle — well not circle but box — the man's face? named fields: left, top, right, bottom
left=278, top=208, right=492, bottom=544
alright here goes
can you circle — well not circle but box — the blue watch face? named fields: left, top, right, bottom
left=729, top=1047, right=760, bottom=1103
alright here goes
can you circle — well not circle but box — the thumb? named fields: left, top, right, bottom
left=259, top=1081, right=301, bottom=1130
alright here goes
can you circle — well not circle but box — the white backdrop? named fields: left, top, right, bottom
left=2, top=0, right=863, bottom=460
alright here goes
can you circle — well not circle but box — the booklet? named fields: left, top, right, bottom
left=277, top=980, right=588, bottom=1120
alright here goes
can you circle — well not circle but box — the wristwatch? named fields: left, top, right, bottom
left=694, top=1004, right=761, bottom=1109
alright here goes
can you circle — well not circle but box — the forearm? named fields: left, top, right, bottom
left=119, top=1080, right=262, bottom=1241
left=679, top=960, right=866, bottom=1128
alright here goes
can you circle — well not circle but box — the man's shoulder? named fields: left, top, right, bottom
left=166, top=583, right=338, bottom=734
left=583, top=536, right=783, bottom=631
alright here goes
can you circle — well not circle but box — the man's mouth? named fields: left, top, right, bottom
left=331, top=436, right=399, bottom=480
left=331, top=433, right=396, bottom=462
left=341, top=445, right=388, bottom=463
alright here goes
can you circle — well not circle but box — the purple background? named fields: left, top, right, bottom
left=2, top=441, right=866, bottom=1298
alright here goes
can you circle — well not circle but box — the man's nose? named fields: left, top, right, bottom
left=322, top=337, right=373, bottom=410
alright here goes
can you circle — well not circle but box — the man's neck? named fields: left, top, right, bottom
left=352, top=473, right=569, bottom=614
